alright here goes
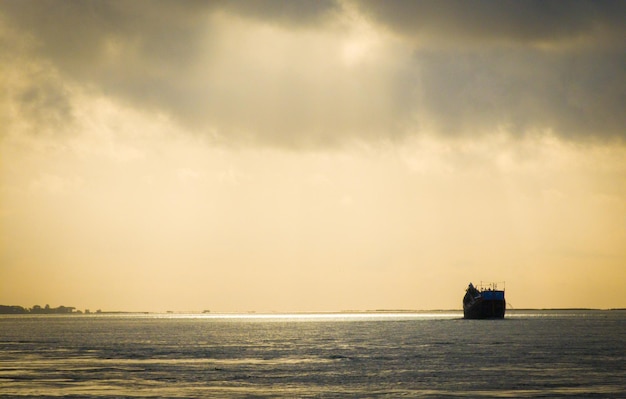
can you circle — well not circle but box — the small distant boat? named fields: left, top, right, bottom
left=463, top=282, right=506, bottom=319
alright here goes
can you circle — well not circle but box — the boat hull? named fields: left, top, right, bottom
left=463, top=287, right=506, bottom=319
left=463, top=298, right=506, bottom=319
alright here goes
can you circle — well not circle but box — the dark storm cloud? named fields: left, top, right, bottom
left=1, top=0, right=625, bottom=145
left=413, top=49, right=626, bottom=139
left=357, top=0, right=626, bottom=140
left=356, top=0, right=625, bottom=47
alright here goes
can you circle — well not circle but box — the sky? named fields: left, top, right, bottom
left=1, top=0, right=625, bottom=312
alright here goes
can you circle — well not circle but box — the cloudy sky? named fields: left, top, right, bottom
left=1, top=0, right=625, bottom=312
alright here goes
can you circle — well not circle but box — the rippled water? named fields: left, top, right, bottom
left=1, top=310, right=625, bottom=398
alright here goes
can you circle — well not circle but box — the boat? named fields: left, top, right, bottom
left=463, top=282, right=505, bottom=319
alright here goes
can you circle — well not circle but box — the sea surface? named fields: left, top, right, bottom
left=1, top=310, right=625, bottom=398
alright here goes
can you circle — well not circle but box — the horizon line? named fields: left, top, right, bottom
left=3, top=307, right=625, bottom=316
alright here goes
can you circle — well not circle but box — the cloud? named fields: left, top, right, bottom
left=355, top=0, right=626, bottom=48
left=217, top=0, right=340, bottom=27
left=355, top=0, right=626, bottom=140
left=414, top=49, right=626, bottom=139
left=1, top=0, right=216, bottom=133
left=1, top=0, right=625, bottom=147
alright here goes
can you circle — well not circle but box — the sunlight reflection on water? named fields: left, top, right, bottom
left=151, top=311, right=463, bottom=321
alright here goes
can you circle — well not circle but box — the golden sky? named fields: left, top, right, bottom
left=1, top=1, right=625, bottom=312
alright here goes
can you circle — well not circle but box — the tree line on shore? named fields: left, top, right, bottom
left=0, top=304, right=99, bottom=314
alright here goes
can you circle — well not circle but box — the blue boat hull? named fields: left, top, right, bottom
left=463, top=286, right=506, bottom=319
left=463, top=297, right=506, bottom=319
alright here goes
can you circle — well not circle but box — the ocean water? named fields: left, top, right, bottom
left=1, top=310, right=625, bottom=398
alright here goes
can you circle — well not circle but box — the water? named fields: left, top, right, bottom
left=1, top=310, right=625, bottom=398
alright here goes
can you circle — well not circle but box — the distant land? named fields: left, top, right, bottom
left=0, top=304, right=99, bottom=314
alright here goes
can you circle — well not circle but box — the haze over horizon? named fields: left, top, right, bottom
left=1, top=1, right=625, bottom=313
